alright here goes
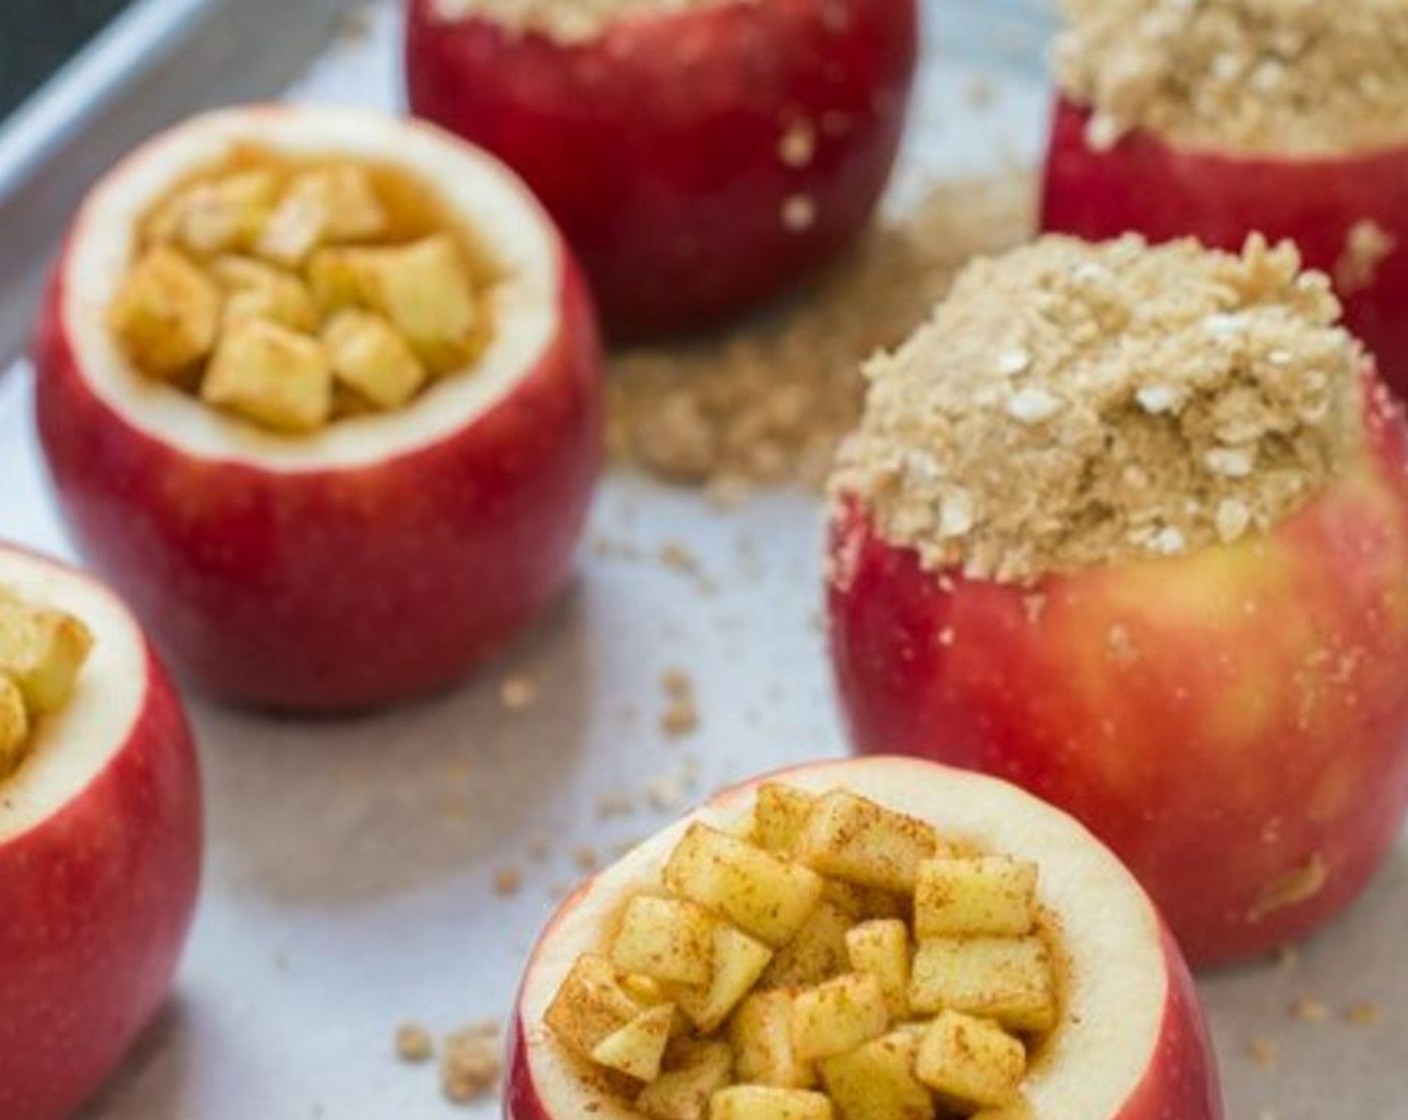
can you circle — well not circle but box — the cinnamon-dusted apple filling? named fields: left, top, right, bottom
left=109, top=151, right=496, bottom=434
left=1056, top=0, right=1408, bottom=154
left=544, top=785, right=1061, bottom=1119
left=0, top=588, right=92, bottom=779
left=833, top=234, right=1365, bottom=583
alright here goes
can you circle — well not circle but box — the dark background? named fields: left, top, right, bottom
left=0, top=0, right=131, bottom=119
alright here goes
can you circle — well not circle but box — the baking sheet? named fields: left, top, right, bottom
left=0, top=1, right=1404, bottom=1117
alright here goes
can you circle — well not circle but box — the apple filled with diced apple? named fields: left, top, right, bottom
left=0, top=544, right=201, bottom=1120
left=405, top=0, right=919, bottom=335
left=33, top=104, right=604, bottom=712
left=1041, top=0, right=1408, bottom=391
left=828, top=233, right=1408, bottom=965
left=508, top=757, right=1222, bottom=1120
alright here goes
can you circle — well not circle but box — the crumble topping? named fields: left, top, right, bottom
left=833, top=235, right=1365, bottom=584
left=430, top=0, right=746, bottom=43
left=1055, top=0, right=1408, bottom=155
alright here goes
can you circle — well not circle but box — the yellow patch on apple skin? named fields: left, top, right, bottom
left=1248, top=853, right=1328, bottom=923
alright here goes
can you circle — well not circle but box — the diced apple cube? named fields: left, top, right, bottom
left=791, top=973, right=890, bottom=1064
left=796, top=791, right=939, bottom=893
left=211, top=255, right=318, bottom=334
left=915, top=857, right=1038, bottom=939
left=761, top=900, right=853, bottom=989
left=636, top=1039, right=733, bottom=1120
left=822, top=880, right=908, bottom=922
left=844, top=920, right=910, bottom=1020
left=545, top=954, right=653, bottom=1060
left=915, top=1010, right=1027, bottom=1111
left=611, top=895, right=717, bottom=988
left=0, top=675, right=30, bottom=776
left=590, top=1003, right=677, bottom=1083
left=200, top=318, right=332, bottom=434
left=753, top=784, right=817, bottom=853
left=730, top=990, right=816, bottom=1089
left=819, top=1031, right=935, bottom=1120
left=676, top=923, right=773, bottom=1032
left=322, top=309, right=428, bottom=411
left=710, top=1085, right=835, bottom=1120
left=908, top=937, right=1056, bottom=1033
left=256, top=165, right=387, bottom=266
left=663, top=824, right=824, bottom=947
left=109, top=246, right=222, bottom=379
left=341, top=235, right=480, bottom=374
left=0, top=599, right=94, bottom=715
left=308, top=248, right=365, bottom=315
left=146, top=170, right=279, bottom=256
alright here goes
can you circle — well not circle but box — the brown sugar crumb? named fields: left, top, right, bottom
left=660, top=669, right=700, bottom=738
left=1246, top=1037, right=1279, bottom=1069
left=396, top=1022, right=436, bottom=1064
left=499, top=675, right=538, bottom=711
left=1055, top=0, right=1408, bottom=155
left=833, top=235, right=1364, bottom=585
left=1335, top=220, right=1398, bottom=295
left=441, top=1020, right=503, bottom=1104
left=431, top=0, right=741, bottom=44
left=494, top=866, right=524, bottom=897
left=610, top=175, right=1035, bottom=492
left=1290, top=998, right=1330, bottom=1023
left=1345, top=1002, right=1382, bottom=1026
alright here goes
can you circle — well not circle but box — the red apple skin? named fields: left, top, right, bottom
left=33, top=253, right=604, bottom=713
left=1042, top=95, right=1408, bottom=396
left=0, top=560, right=202, bottom=1120
left=830, top=377, right=1408, bottom=965
left=405, top=0, right=918, bottom=336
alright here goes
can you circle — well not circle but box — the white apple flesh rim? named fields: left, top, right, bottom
left=515, top=757, right=1216, bottom=1120
left=61, top=105, right=562, bottom=470
left=0, top=549, right=136, bottom=844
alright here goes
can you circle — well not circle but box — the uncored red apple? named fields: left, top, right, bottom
left=33, top=105, right=604, bottom=712
left=0, top=543, right=202, bottom=1120
left=506, top=757, right=1223, bottom=1120
left=1042, top=96, right=1408, bottom=396
left=830, top=373, right=1408, bottom=966
left=405, top=0, right=919, bottom=336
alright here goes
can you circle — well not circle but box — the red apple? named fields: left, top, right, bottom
left=829, top=372, right=1408, bottom=966
left=506, top=757, right=1223, bottom=1120
left=0, top=543, right=201, bottom=1120
left=1042, top=95, right=1408, bottom=396
left=33, top=105, right=604, bottom=712
left=405, top=0, right=919, bottom=336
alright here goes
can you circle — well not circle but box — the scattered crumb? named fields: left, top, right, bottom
left=493, top=867, right=524, bottom=897
left=499, top=676, right=538, bottom=711
left=779, top=119, right=817, bottom=168
left=1290, top=997, right=1331, bottom=1023
left=441, top=1021, right=502, bottom=1105
left=609, top=175, right=1034, bottom=492
left=396, top=1022, right=435, bottom=1064
left=572, top=845, right=600, bottom=873
left=1345, top=1002, right=1382, bottom=1026
left=658, top=541, right=698, bottom=574
left=1335, top=219, right=1398, bottom=295
left=1247, top=1037, right=1280, bottom=1069
left=835, top=236, right=1361, bottom=584
left=660, top=670, right=700, bottom=738
left=782, top=194, right=818, bottom=233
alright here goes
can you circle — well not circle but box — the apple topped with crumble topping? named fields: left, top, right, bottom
left=829, top=233, right=1408, bottom=964
left=508, top=758, right=1223, bottom=1120
left=34, top=105, right=604, bottom=711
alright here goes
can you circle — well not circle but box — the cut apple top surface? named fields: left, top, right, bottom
left=832, top=233, right=1367, bottom=584
left=1055, top=0, right=1408, bottom=155
left=66, top=107, right=561, bottom=469
left=429, top=0, right=742, bottom=44
left=522, top=760, right=1173, bottom=1120
left=0, top=549, right=144, bottom=844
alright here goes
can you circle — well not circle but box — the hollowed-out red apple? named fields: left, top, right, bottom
left=34, top=105, right=604, bottom=712
left=507, top=757, right=1223, bottom=1120
left=405, top=0, right=919, bottom=336
left=1042, top=96, right=1408, bottom=395
left=0, top=544, right=201, bottom=1120
left=829, top=375, right=1408, bottom=966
